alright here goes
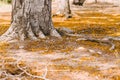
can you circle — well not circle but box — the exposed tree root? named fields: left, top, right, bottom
left=0, top=34, right=18, bottom=43
left=16, top=58, right=49, bottom=80
left=105, top=37, right=120, bottom=41
left=57, top=27, right=117, bottom=50
left=1, top=26, right=119, bottom=50
left=68, top=33, right=116, bottom=50
left=50, top=29, right=62, bottom=39
left=0, top=27, right=61, bottom=42
left=76, top=37, right=115, bottom=50
left=0, top=57, right=49, bottom=80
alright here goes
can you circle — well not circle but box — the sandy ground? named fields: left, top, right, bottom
left=0, top=4, right=11, bottom=12
left=5, top=46, right=119, bottom=80
left=0, top=2, right=120, bottom=80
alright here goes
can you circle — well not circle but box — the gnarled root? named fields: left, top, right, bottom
left=0, top=27, right=62, bottom=43
left=77, top=37, right=115, bottom=50
left=57, top=27, right=117, bottom=50
left=50, top=29, right=62, bottom=39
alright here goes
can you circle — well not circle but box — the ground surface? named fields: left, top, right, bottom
left=0, top=2, right=120, bottom=80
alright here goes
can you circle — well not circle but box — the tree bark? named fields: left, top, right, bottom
left=95, top=0, right=98, bottom=3
left=0, top=0, right=61, bottom=42
left=73, top=0, right=86, bottom=6
left=56, top=0, right=71, bottom=18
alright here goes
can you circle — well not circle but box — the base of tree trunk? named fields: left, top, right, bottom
left=0, top=29, right=61, bottom=42
left=0, top=0, right=62, bottom=42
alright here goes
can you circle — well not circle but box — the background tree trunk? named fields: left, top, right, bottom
left=0, top=0, right=61, bottom=41
left=56, top=0, right=71, bottom=18
left=73, top=0, right=86, bottom=6
left=95, top=0, right=98, bottom=3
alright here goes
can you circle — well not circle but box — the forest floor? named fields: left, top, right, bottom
left=0, top=2, right=120, bottom=80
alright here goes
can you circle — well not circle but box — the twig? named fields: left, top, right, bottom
left=43, top=64, right=48, bottom=79
left=16, top=58, right=49, bottom=80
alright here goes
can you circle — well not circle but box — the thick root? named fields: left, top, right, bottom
left=57, top=27, right=116, bottom=50
left=77, top=37, right=115, bottom=50
left=50, top=29, right=62, bottom=39
left=0, top=28, right=62, bottom=42
left=0, top=34, right=18, bottom=43
left=38, top=31, right=46, bottom=39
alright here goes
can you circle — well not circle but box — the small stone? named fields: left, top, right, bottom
left=75, top=47, right=86, bottom=51
left=97, top=51, right=102, bottom=55
left=19, top=45, right=24, bottom=49
left=89, top=49, right=95, bottom=53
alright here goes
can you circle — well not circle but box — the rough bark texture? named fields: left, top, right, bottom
left=0, top=0, right=61, bottom=42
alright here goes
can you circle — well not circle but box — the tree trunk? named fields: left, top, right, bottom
left=95, top=0, right=97, bottom=3
left=0, top=0, right=61, bottom=42
left=56, top=0, right=71, bottom=18
left=73, top=0, right=85, bottom=6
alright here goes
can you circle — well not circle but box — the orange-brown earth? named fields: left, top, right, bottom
left=0, top=3, right=120, bottom=80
